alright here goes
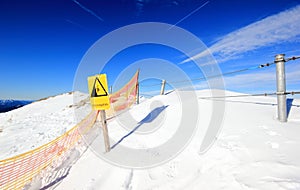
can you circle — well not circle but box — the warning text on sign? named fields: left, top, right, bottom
left=87, top=74, right=110, bottom=110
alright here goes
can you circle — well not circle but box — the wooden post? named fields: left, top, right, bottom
left=136, top=69, right=140, bottom=104
left=136, top=82, right=140, bottom=104
left=160, top=80, right=166, bottom=95
left=100, top=110, right=110, bottom=152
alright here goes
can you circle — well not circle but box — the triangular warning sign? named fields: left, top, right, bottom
left=91, top=77, right=108, bottom=97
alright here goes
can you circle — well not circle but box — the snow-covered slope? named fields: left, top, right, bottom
left=1, top=90, right=300, bottom=190
left=55, top=90, right=300, bottom=190
left=0, top=92, right=90, bottom=160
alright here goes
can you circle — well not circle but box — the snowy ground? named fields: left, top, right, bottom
left=0, top=92, right=90, bottom=160
left=57, top=90, right=300, bottom=190
left=1, top=90, right=300, bottom=190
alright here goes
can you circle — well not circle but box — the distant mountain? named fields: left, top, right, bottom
left=0, top=100, right=33, bottom=113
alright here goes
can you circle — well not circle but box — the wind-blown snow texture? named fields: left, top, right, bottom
left=1, top=90, right=300, bottom=190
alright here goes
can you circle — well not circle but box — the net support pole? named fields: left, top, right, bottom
left=110, top=86, right=112, bottom=94
left=275, top=54, right=287, bottom=122
left=136, top=82, right=140, bottom=104
left=136, top=69, right=140, bottom=104
left=160, top=80, right=166, bottom=95
left=100, top=110, right=111, bottom=152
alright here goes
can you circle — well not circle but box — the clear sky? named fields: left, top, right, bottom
left=0, top=0, right=300, bottom=100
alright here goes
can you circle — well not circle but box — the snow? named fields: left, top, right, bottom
left=57, top=90, right=300, bottom=190
left=1, top=89, right=300, bottom=189
left=0, top=91, right=90, bottom=160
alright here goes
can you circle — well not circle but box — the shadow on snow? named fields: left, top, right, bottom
left=111, top=105, right=169, bottom=149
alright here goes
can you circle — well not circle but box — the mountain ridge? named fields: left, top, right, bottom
left=0, top=99, right=34, bottom=113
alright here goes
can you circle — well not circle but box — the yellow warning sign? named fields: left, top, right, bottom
left=88, top=74, right=110, bottom=110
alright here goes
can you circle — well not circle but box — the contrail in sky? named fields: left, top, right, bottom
left=72, top=0, right=104, bottom=22
left=169, top=1, right=209, bottom=30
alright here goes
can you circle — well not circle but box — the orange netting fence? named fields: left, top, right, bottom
left=0, top=111, right=98, bottom=190
left=107, top=70, right=139, bottom=117
left=0, top=71, right=139, bottom=190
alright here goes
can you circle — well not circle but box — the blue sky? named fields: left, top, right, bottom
left=0, top=0, right=300, bottom=100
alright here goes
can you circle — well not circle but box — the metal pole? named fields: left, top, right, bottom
left=275, top=54, right=287, bottom=122
left=160, top=80, right=166, bottom=95
left=110, top=86, right=112, bottom=94
left=100, top=110, right=111, bottom=152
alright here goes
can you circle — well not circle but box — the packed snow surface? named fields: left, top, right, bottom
left=1, top=90, right=300, bottom=190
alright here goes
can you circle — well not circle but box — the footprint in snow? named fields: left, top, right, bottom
left=166, top=161, right=178, bottom=178
left=266, top=141, right=279, bottom=149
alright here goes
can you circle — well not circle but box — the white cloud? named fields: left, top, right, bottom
left=183, top=5, right=300, bottom=63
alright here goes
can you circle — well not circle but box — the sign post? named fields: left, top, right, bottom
left=99, top=109, right=110, bottom=152
left=88, top=74, right=111, bottom=152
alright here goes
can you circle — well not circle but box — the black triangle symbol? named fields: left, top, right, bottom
left=91, top=77, right=108, bottom=97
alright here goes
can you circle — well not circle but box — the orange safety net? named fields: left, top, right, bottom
left=107, top=70, right=139, bottom=117
left=0, top=70, right=139, bottom=189
left=0, top=111, right=98, bottom=189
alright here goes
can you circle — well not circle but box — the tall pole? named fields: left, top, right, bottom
left=100, top=110, right=110, bottom=152
left=110, top=86, right=113, bottom=94
left=275, top=54, right=287, bottom=122
left=160, top=80, right=166, bottom=95
left=136, top=69, right=140, bottom=104
left=136, top=82, right=140, bottom=104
